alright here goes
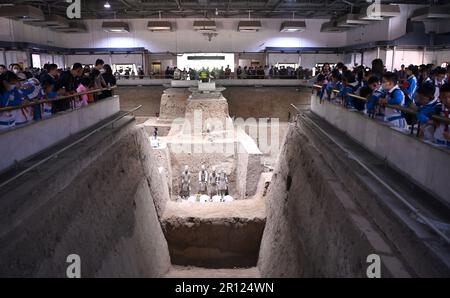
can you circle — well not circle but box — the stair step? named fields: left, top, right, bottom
left=164, top=266, right=261, bottom=278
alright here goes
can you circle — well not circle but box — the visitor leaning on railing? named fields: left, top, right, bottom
left=313, top=79, right=450, bottom=148
left=0, top=71, right=23, bottom=129
left=0, top=70, right=116, bottom=131
left=116, top=65, right=313, bottom=81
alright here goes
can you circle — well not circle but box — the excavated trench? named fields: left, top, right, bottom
left=0, top=89, right=448, bottom=278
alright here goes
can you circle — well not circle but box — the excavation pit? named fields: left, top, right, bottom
left=2, top=87, right=448, bottom=278
left=161, top=199, right=266, bottom=269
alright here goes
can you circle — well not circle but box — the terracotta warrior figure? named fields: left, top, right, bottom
left=198, top=164, right=208, bottom=195
left=180, top=165, right=191, bottom=199
left=217, top=169, right=228, bottom=198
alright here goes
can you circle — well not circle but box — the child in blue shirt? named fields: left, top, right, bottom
left=379, top=72, right=408, bottom=130
left=0, top=71, right=22, bottom=129
left=326, top=70, right=342, bottom=101
left=316, top=73, right=328, bottom=100
left=338, top=70, right=359, bottom=109
left=433, top=83, right=450, bottom=145
left=21, top=78, right=45, bottom=121
left=405, top=65, right=418, bottom=106
left=42, top=80, right=58, bottom=118
left=365, top=76, right=385, bottom=115
left=413, top=83, right=442, bottom=140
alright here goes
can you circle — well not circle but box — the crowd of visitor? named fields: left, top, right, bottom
left=160, top=65, right=313, bottom=80
left=0, top=59, right=116, bottom=130
left=316, top=60, right=450, bottom=146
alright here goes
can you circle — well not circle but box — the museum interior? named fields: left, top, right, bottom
left=0, top=0, right=449, bottom=279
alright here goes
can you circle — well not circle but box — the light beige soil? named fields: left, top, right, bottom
left=165, top=266, right=260, bottom=278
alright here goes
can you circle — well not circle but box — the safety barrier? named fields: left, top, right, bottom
left=0, top=92, right=122, bottom=174
left=0, top=86, right=117, bottom=113
left=0, top=105, right=141, bottom=189
left=115, top=74, right=313, bottom=80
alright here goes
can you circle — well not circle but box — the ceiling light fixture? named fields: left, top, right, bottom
left=102, top=21, right=130, bottom=33
left=280, top=21, right=306, bottom=33
left=104, top=2, right=111, bottom=9
left=238, top=20, right=262, bottom=32
left=147, top=21, right=172, bottom=32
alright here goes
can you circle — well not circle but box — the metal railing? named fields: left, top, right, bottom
left=312, top=84, right=450, bottom=127
left=0, top=86, right=117, bottom=113
left=0, top=105, right=142, bottom=190
left=115, top=74, right=313, bottom=80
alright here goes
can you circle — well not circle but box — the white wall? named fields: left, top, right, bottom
left=346, top=18, right=390, bottom=45
left=390, top=49, right=423, bottom=70
left=0, top=18, right=61, bottom=47
left=56, top=18, right=346, bottom=52
left=362, top=49, right=379, bottom=67
left=53, top=55, right=64, bottom=68
left=268, top=53, right=301, bottom=66
left=0, top=49, right=5, bottom=65
left=300, top=54, right=345, bottom=69
left=65, top=53, right=144, bottom=68
left=177, top=53, right=235, bottom=71
left=381, top=48, right=450, bottom=70
left=0, top=5, right=426, bottom=53
left=346, top=4, right=423, bottom=45
left=4, top=50, right=29, bottom=67
left=0, top=4, right=449, bottom=70
left=65, top=54, right=108, bottom=66
left=435, top=50, right=450, bottom=66
left=422, top=49, right=450, bottom=66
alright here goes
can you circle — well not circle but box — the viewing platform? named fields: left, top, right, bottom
left=0, top=95, right=121, bottom=174
left=116, top=78, right=312, bottom=87
left=310, top=93, right=450, bottom=208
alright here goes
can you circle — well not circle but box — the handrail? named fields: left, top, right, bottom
left=0, top=105, right=142, bottom=190
left=0, top=86, right=117, bottom=113
left=313, top=84, right=450, bottom=126
left=116, top=74, right=313, bottom=80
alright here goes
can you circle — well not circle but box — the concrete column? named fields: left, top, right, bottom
left=143, top=52, right=149, bottom=75
left=422, top=47, right=426, bottom=65
left=377, top=47, right=381, bottom=59
left=234, top=53, right=239, bottom=74
left=392, top=46, right=396, bottom=71
left=1, top=49, right=6, bottom=66
left=25, top=49, right=32, bottom=68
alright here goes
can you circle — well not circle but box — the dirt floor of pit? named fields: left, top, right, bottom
left=161, top=173, right=271, bottom=271
left=162, top=199, right=265, bottom=219
left=164, top=266, right=260, bottom=278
